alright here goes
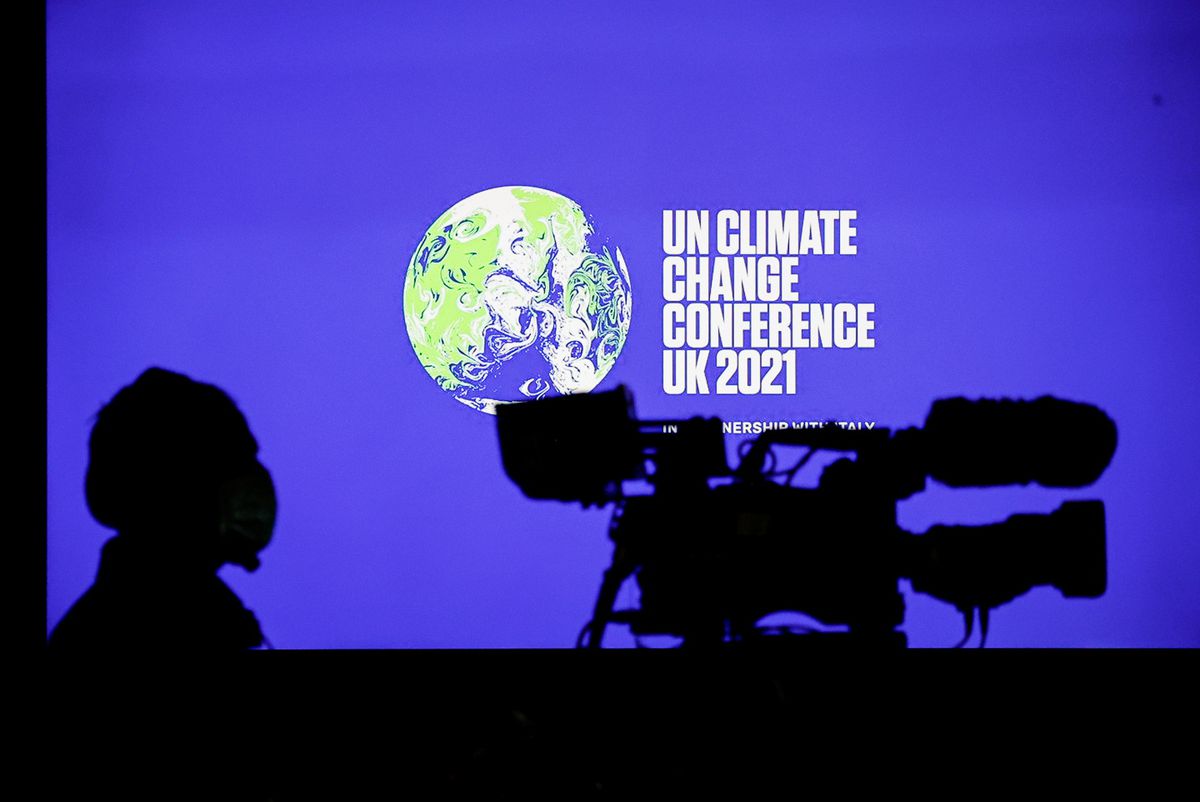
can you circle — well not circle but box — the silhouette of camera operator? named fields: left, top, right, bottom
left=49, top=368, right=276, bottom=651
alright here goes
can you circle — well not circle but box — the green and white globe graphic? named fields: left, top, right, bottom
left=404, top=186, right=632, bottom=413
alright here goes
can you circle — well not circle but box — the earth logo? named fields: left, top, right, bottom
left=404, top=186, right=633, bottom=414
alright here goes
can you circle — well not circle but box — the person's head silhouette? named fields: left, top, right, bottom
left=85, top=367, right=276, bottom=570
left=51, top=367, right=276, bottom=650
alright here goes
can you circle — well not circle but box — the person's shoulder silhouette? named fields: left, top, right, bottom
left=49, top=367, right=277, bottom=652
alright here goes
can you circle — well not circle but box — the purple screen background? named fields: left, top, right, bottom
left=47, top=1, right=1200, bottom=647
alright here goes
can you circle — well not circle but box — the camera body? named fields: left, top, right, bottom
left=616, top=474, right=904, bottom=643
